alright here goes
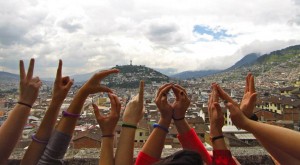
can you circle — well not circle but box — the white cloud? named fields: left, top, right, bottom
left=0, top=0, right=300, bottom=77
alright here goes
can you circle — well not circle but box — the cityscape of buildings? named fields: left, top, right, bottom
left=0, top=55, right=300, bottom=159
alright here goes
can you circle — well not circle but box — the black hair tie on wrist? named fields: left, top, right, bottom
left=250, top=114, right=258, bottom=121
left=17, top=102, right=32, bottom=108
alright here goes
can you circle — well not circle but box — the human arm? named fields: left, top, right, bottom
left=172, top=84, right=212, bottom=164
left=209, top=84, right=237, bottom=165
left=115, top=81, right=144, bottom=165
left=135, top=83, right=173, bottom=165
left=21, top=60, right=73, bottom=165
left=0, top=59, right=42, bottom=164
left=218, top=74, right=300, bottom=163
left=93, top=93, right=121, bottom=165
left=37, top=69, right=119, bottom=163
left=225, top=101, right=300, bottom=163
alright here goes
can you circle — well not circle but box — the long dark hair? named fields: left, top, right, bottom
left=153, top=150, right=203, bottom=165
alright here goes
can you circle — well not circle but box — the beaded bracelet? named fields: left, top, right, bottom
left=122, top=122, right=137, bottom=129
left=17, top=101, right=32, bottom=108
left=31, top=134, right=48, bottom=144
left=153, top=123, right=169, bottom=133
left=62, top=110, right=81, bottom=118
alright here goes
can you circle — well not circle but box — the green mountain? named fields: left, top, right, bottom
left=104, top=65, right=169, bottom=88
left=204, top=44, right=300, bottom=86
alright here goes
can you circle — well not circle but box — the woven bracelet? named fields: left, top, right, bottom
left=62, top=110, right=81, bottom=118
left=31, top=134, right=48, bottom=144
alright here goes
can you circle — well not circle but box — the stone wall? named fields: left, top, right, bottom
left=9, top=147, right=274, bottom=165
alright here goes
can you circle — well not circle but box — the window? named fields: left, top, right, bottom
left=140, top=132, right=143, bottom=136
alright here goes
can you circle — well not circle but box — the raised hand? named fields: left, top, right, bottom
left=216, top=73, right=257, bottom=118
left=208, top=84, right=224, bottom=137
left=19, top=58, right=42, bottom=106
left=93, top=93, right=121, bottom=135
left=81, top=69, right=119, bottom=95
left=123, top=80, right=145, bottom=124
left=52, top=60, right=73, bottom=102
left=171, top=84, right=190, bottom=120
left=154, top=83, right=173, bottom=120
left=240, top=73, right=257, bottom=118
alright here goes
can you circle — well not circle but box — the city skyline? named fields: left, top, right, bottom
left=1, top=0, right=300, bottom=78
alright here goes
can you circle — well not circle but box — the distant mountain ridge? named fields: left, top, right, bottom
left=225, top=53, right=260, bottom=71
left=170, top=70, right=221, bottom=79
left=171, top=44, right=300, bottom=79
left=0, top=71, right=19, bottom=82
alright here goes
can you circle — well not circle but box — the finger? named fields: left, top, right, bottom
left=111, top=94, right=121, bottom=116
left=34, top=81, right=43, bottom=88
left=249, top=74, right=255, bottom=93
left=173, top=84, right=187, bottom=96
left=115, top=96, right=121, bottom=114
left=62, top=76, right=70, bottom=85
left=56, top=59, right=62, bottom=80
left=213, top=102, right=223, bottom=117
left=95, top=69, right=119, bottom=80
left=98, top=85, right=113, bottom=93
left=32, top=76, right=40, bottom=82
left=26, top=58, right=35, bottom=80
left=249, top=93, right=257, bottom=104
left=19, top=60, right=26, bottom=79
left=212, top=84, right=219, bottom=103
left=157, top=84, right=172, bottom=101
left=65, top=79, right=74, bottom=90
left=92, top=104, right=104, bottom=120
left=224, top=102, right=239, bottom=115
left=172, top=86, right=181, bottom=100
left=156, top=83, right=171, bottom=98
left=138, top=80, right=144, bottom=102
left=216, top=85, right=238, bottom=107
left=244, top=73, right=250, bottom=94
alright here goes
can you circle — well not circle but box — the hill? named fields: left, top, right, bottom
left=171, top=70, right=220, bottom=79
left=225, top=53, right=260, bottom=71
left=106, top=65, right=169, bottom=88
left=71, top=65, right=169, bottom=88
left=203, top=44, right=300, bottom=85
left=0, top=71, right=19, bottom=82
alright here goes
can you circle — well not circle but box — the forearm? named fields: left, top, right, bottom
left=56, top=90, right=88, bottom=135
left=244, top=120, right=300, bottom=160
left=37, top=130, right=71, bottom=164
left=257, top=138, right=300, bottom=164
left=99, top=138, right=114, bottom=165
left=21, top=100, right=63, bottom=165
left=115, top=128, right=136, bottom=165
left=141, top=118, right=170, bottom=159
left=0, top=105, right=31, bottom=163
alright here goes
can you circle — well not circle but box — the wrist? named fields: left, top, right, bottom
left=210, top=129, right=223, bottom=137
left=122, top=119, right=138, bottom=125
left=158, top=118, right=171, bottom=128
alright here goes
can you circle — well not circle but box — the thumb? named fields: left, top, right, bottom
left=224, top=102, right=239, bottom=115
left=92, top=104, right=104, bottom=120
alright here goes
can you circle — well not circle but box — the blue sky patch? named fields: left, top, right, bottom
left=193, top=25, right=233, bottom=40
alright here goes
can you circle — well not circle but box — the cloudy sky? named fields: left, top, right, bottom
left=1, top=0, right=300, bottom=77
